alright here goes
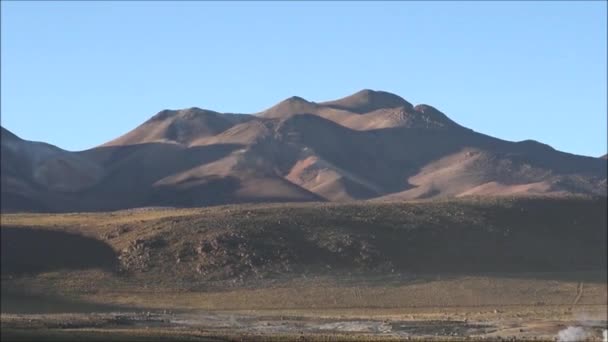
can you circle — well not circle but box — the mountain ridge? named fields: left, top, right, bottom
left=1, top=89, right=606, bottom=212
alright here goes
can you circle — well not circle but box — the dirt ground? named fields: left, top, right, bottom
left=2, top=272, right=607, bottom=341
left=1, top=305, right=607, bottom=341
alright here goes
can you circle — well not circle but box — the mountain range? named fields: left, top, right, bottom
left=1, top=89, right=606, bottom=212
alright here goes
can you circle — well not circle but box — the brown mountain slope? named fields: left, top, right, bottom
left=1, top=128, right=105, bottom=212
left=1, top=90, right=606, bottom=212
left=319, top=89, right=414, bottom=113
left=103, top=107, right=253, bottom=147
left=257, top=90, right=460, bottom=131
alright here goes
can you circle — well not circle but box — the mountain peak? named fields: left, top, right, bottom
left=259, top=95, right=318, bottom=118
left=105, top=107, right=234, bottom=146
left=146, top=107, right=221, bottom=124
left=285, top=95, right=309, bottom=103
left=319, top=89, right=413, bottom=113
left=411, top=104, right=462, bottom=129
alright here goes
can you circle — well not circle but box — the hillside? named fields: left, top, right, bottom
left=2, top=197, right=606, bottom=341
left=1, top=90, right=606, bottom=212
left=2, top=197, right=605, bottom=286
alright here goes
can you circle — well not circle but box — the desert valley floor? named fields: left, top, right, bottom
left=1, top=197, right=607, bottom=341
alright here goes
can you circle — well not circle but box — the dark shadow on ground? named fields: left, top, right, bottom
left=1, top=227, right=119, bottom=275
left=0, top=289, right=139, bottom=314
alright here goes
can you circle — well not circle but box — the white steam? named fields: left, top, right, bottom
left=557, top=326, right=588, bottom=342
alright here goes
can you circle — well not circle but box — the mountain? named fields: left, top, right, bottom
left=1, top=89, right=606, bottom=212
left=1, top=127, right=105, bottom=212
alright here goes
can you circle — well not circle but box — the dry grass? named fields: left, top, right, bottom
left=2, top=197, right=606, bottom=341
left=3, top=270, right=606, bottom=313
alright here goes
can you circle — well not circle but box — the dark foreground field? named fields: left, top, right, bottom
left=1, top=197, right=607, bottom=341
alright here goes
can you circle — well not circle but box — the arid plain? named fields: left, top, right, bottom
left=2, top=197, right=607, bottom=341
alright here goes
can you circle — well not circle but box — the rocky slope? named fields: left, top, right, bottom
left=1, top=90, right=606, bottom=212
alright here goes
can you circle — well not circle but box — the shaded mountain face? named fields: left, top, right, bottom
left=1, top=128, right=105, bottom=212
left=1, top=89, right=606, bottom=212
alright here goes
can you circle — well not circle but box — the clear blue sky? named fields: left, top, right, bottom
left=1, top=1, right=606, bottom=157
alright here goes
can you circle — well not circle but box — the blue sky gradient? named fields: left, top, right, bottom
left=1, top=1, right=606, bottom=156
